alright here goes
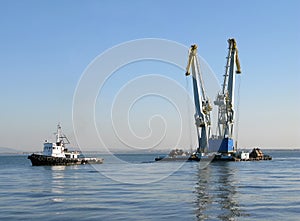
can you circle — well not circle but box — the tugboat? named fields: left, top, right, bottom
left=28, top=124, right=103, bottom=166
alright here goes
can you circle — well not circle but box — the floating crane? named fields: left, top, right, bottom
left=185, top=38, right=241, bottom=156
left=155, top=39, right=271, bottom=162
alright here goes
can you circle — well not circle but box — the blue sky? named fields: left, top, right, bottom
left=0, top=0, right=299, bottom=151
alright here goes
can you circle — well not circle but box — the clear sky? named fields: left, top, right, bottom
left=0, top=0, right=299, bottom=151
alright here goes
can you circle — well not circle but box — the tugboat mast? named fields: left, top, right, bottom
left=56, top=124, right=62, bottom=144
left=56, top=123, right=70, bottom=146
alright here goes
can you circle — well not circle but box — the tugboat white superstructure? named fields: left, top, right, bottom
left=42, top=124, right=79, bottom=159
left=28, top=124, right=103, bottom=166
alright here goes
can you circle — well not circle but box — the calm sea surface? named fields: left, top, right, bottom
left=0, top=150, right=299, bottom=221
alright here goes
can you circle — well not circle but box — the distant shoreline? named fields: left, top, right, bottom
left=1, top=148, right=300, bottom=156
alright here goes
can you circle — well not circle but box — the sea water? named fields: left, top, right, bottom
left=0, top=150, right=299, bottom=220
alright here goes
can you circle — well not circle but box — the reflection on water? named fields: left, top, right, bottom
left=50, top=166, right=66, bottom=202
left=195, top=165, right=212, bottom=220
left=0, top=152, right=298, bottom=220
left=195, top=162, right=247, bottom=220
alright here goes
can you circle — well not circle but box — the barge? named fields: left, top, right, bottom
left=155, top=148, right=272, bottom=162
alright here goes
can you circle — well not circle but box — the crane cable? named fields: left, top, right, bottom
left=235, top=74, right=242, bottom=150
left=185, top=76, right=193, bottom=152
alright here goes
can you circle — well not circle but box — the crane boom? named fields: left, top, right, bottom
left=214, top=38, right=241, bottom=142
left=185, top=44, right=212, bottom=153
